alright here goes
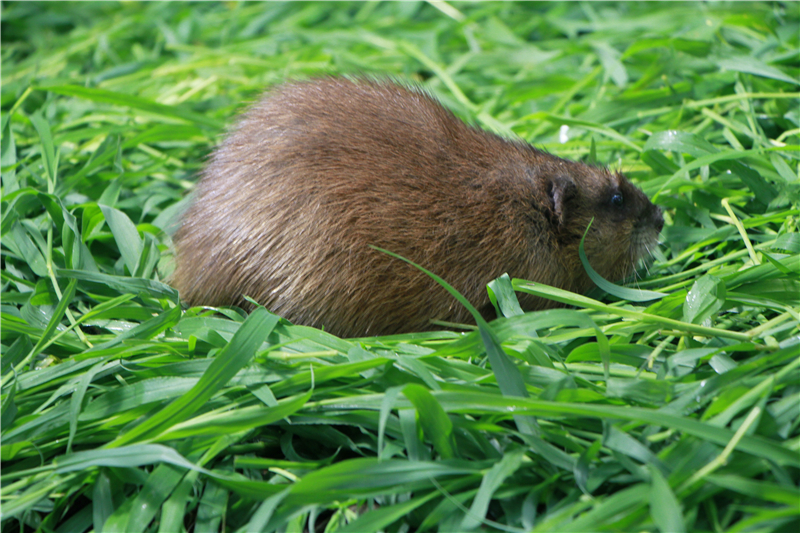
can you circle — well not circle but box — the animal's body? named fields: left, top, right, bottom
left=172, top=78, right=663, bottom=337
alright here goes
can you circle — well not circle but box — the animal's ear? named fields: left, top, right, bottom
left=548, top=176, right=578, bottom=225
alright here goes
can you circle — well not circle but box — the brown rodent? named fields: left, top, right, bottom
left=172, top=77, right=663, bottom=337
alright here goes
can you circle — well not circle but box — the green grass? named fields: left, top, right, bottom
left=2, top=1, right=799, bottom=532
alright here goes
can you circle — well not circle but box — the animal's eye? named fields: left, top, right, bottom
left=611, top=193, right=624, bottom=207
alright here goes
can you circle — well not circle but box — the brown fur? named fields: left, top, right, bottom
left=172, top=78, right=663, bottom=337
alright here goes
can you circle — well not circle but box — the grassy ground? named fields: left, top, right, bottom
left=2, top=1, right=799, bottom=532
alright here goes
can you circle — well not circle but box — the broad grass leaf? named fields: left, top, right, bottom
left=709, top=354, right=737, bottom=374
left=35, top=192, right=63, bottom=232
left=649, top=465, right=686, bottom=533
left=683, top=275, right=726, bottom=324
left=667, top=348, right=719, bottom=374
left=540, top=375, right=577, bottom=402
left=0, top=315, right=50, bottom=349
left=769, top=154, right=798, bottom=183
left=760, top=252, right=796, bottom=277
left=399, top=408, right=425, bottom=462
left=80, top=204, right=107, bottom=242
left=100, top=204, right=144, bottom=275
left=270, top=324, right=354, bottom=354
left=152, top=193, right=193, bottom=234
left=27, top=277, right=78, bottom=361
left=0, top=475, right=69, bottom=520
left=244, top=488, right=290, bottom=533
left=588, top=135, right=597, bottom=164
left=4, top=402, right=76, bottom=445
left=555, top=388, right=606, bottom=403
left=378, top=386, right=403, bottom=457
left=518, top=433, right=577, bottom=472
left=13, top=355, right=105, bottom=392
left=1, top=199, right=19, bottom=235
left=134, top=234, right=160, bottom=279
left=9, top=222, right=48, bottom=276
left=1, top=335, right=31, bottom=378
left=38, top=85, right=225, bottom=130
left=196, top=474, right=285, bottom=500
left=249, top=383, right=278, bottom=407
left=155, top=391, right=312, bottom=441
left=103, top=463, right=186, bottom=533
left=92, top=471, right=114, bottom=533
left=575, top=439, right=602, bottom=495
left=58, top=269, right=179, bottom=303
left=67, top=358, right=107, bottom=453
left=37, top=193, right=98, bottom=271
left=55, top=444, right=211, bottom=474
left=566, top=343, right=651, bottom=367
left=57, top=133, right=119, bottom=194
left=99, top=180, right=122, bottom=207
left=282, top=458, right=478, bottom=505
left=724, top=254, right=800, bottom=287
left=416, top=479, right=481, bottom=531
left=725, top=161, right=777, bottom=205
left=397, top=354, right=440, bottom=390
left=605, top=426, right=667, bottom=473
left=460, top=447, right=525, bottom=530
left=338, top=491, right=437, bottom=533
left=270, top=358, right=389, bottom=397
left=86, top=306, right=181, bottom=353
left=1, top=112, right=18, bottom=192
left=487, top=273, right=524, bottom=317
left=523, top=112, right=642, bottom=151
left=80, top=377, right=197, bottom=421
left=643, top=130, right=718, bottom=156
left=719, top=56, right=800, bottom=86
left=623, top=37, right=711, bottom=58
left=234, top=457, right=327, bottom=470
left=642, top=149, right=680, bottom=174
left=593, top=42, right=628, bottom=87
left=29, top=110, right=57, bottom=185
left=1, top=381, right=18, bottom=432
left=661, top=225, right=737, bottom=245
left=705, top=474, right=800, bottom=505
left=123, top=123, right=208, bottom=147
left=2, top=186, right=44, bottom=216
left=606, top=378, right=673, bottom=405
left=521, top=341, right=554, bottom=368
left=403, top=383, right=456, bottom=459
left=666, top=148, right=762, bottom=179
left=732, top=279, right=800, bottom=306
left=160, top=465, right=203, bottom=533
left=196, top=480, right=227, bottom=533
left=110, top=307, right=278, bottom=446
left=540, top=485, right=646, bottom=532
left=173, top=316, right=243, bottom=339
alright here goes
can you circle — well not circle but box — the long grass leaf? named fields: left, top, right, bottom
left=109, top=307, right=278, bottom=446
left=37, top=85, right=224, bottom=130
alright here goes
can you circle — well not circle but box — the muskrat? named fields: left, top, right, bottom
left=172, top=77, right=663, bottom=337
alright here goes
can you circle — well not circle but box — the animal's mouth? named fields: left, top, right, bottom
left=629, top=225, right=661, bottom=276
left=631, top=204, right=664, bottom=265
